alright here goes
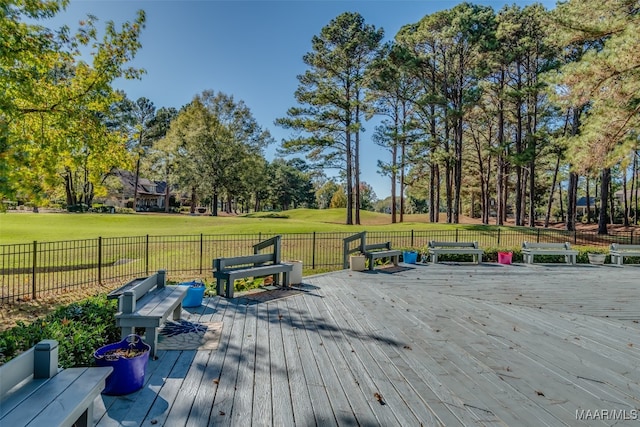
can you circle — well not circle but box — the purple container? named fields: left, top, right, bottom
left=94, top=334, right=150, bottom=395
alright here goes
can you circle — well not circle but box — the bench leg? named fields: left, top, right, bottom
left=146, top=327, right=158, bottom=359
left=74, top=407, right=90, bottom=427
left=216, top=277, right=224, bottom=296
left=368, top=255, right=375, bottom=271
left=282, top=271, right=290, bottom=288
left=477, top=254, right=482, bottom=264
left=226, top=278, right=234, bottom=299
left=431, top=253, right=438, bottom=264
left=393, top=255, right=399, bottom=266
left=172, top=304, right=182, bottom=321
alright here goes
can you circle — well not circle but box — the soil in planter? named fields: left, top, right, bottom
left=101, top=348, right=148, bottom=361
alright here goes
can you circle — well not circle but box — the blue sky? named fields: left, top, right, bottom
left=44, top=0, right=557, bottom=199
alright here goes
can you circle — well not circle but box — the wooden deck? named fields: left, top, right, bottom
left=93, top=263, right=640, bottom=426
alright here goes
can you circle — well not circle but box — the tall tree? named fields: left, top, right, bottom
left=369, top=42, right=417, bottom=223
left=1, top=0, right=145, bottom=202
left=160, top=90, right=271, bottom=215
left=277, top=12, right=383, bottom=225
left=113, top=96, right=157, bottom=210
left=551, top=0, right=640, bottom=233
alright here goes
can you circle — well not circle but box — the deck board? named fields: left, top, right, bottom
left=93, top=264, right=640, bottom=426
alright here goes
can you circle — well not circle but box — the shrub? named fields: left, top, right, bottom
left=0, top=296, right=119, bottom=368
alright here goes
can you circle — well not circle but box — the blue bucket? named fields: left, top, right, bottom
left=179, top=281, right=205, bottom=307
left=403, top=251, right=418, bottom=264
left=94, top=335, right=150, bottom=395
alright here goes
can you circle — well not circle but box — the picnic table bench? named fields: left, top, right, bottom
left=343, top=232, right=402, bottom=271
left=107, top=269, right=187, bottom=359
left=609, top=243, right=640, bottom=265
left=522, top=241, right=578, bottom=264
left=213, top=235, right=293, bottom=298
left=428, top=241, right=484, bottom=264
left=0, top=339, right=112, bottom=427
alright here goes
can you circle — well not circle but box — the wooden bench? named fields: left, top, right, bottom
left=213, top=235, right=293, bottom=298
left=342, top=232, right=402, bottom=271
left=609, top=243, right=640, bottom=265
left=0, top=339, right=112, bottom=427
left=107, top=269, right=188, bottom=359
left=522, top=241, right=578, bottom=264
left=428, top=241, right=484, bottom=264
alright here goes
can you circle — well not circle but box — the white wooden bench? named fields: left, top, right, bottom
left=0, top=339, right=112, bottom=427
left=522, top=241, right=578, bottom=264
left=213, top=236, right=293, bottom=298
left=428, top=241, right=484, bottom=264
left=609, top=243, right=640, bottom=265
left=107, top=269, right=188, bottom=359
left=342, top=232, right=401, bottom=271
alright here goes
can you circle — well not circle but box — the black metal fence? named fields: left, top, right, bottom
left=1, top=228, right=636, bottom=303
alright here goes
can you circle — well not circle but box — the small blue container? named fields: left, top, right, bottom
left=179, top=281, right=205, bottom=307
left=403, top=251, right=418, bottom=264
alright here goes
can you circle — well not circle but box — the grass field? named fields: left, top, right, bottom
left=0, top=208, right=488, bottom=244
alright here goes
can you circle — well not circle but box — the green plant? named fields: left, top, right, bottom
left=0, top=296, right=119, bottom=368
left=233, top=277, right=266, bottom=293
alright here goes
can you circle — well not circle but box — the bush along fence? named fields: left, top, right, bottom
left=0, top=228, right=637, bottom=303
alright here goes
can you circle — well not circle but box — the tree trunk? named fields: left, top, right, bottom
left=496, top=67, right=505, bottom=226
left=598, top=168, right=610, bottom=234
left=585, top=176, right=591, bottom=223
left=623, top=167, right=630, bottom=227
left=544, top=153, right=561, bottom=228
left=400, top=133, right=406, bottom=223
left=345, top=128, right=353, bottom=225
left=609, top=175, right=615, bottom=225
left=133, top=155, right=141, bottom=212
left=566, top=172, right=578, bottom=231
left=190, top=186, right=197, bottom=214
left=354, top=103, right=361, bottom=225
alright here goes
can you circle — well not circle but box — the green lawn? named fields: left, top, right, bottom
left=0, top=208, right=487, bottom=244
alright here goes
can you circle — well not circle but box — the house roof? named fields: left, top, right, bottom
left=111, top=169, right=167, bottom=196
left=576, top=196, right=596, bottom=207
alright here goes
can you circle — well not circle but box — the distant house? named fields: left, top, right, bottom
left=103, top=169, right=170, bottom=211
left=614, top=189, right=638, bottom=205
left=576, top=196, right=597, bottom=217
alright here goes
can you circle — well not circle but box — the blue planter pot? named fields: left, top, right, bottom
left=403, top=251, right=418, bottom=264
left=179, top=281, right=205, bottom=307
left=94, top=335, right=150, bottom=395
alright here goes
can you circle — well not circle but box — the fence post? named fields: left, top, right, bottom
left=631, top=229, right=634, bottom=245
left=98, top=237, right=102, bottom=285
left=32, top=240, right=37, bottom=300
left=455, top=229, right=459, bottom=242
left=574, top=230, right=577, bottom=245
left=536, top=229, right=540, bottom=243
left=145, top=234, right=149, bottom=275
left=200, top=234, right=204, bottom=275
left=497, top=228, right=501, bottom=246
left=312, top=232, right=316, bottom=270
left=411, top=230, right=415, bottom=248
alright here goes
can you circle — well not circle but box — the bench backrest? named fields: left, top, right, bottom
left=119, top=270, right=166, bottom=314
left=610, top=243, right=640, bottom=251
left=213, top=236, right=283, bottom=272
left=214, top=253, right=276, bottom=271
left=365, top=242, right=392, bottom=252
left=343, top=232, right=367, bottom=268
left=0, top=340, right=58, bottom=400
left=522, top=241, right=571, bottom=250
left=429, top=241, right=478, bottom=249
left=253, top=235, right=282, bottom=263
